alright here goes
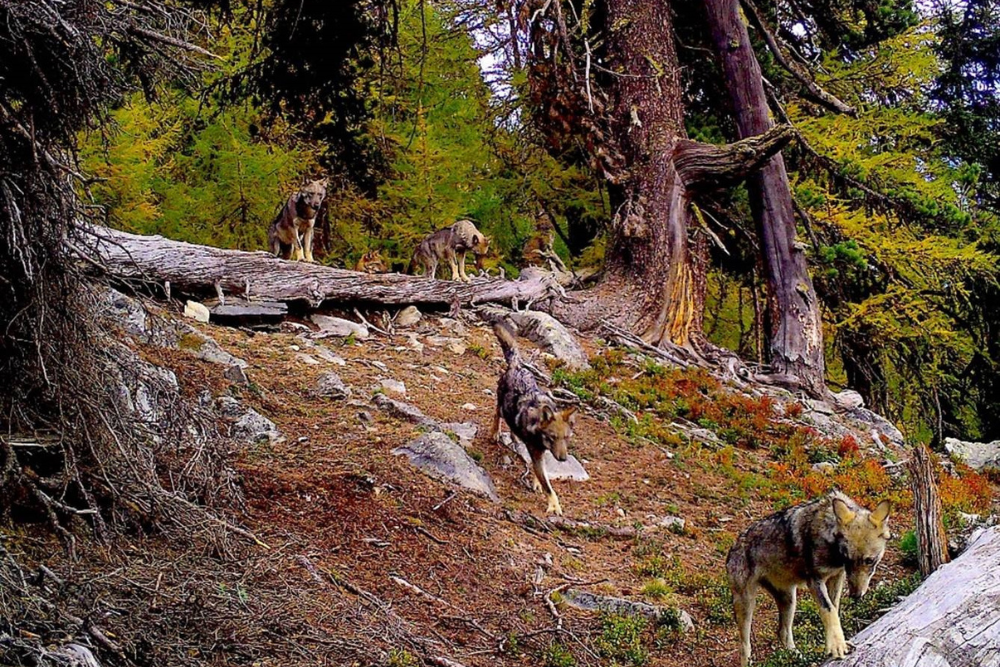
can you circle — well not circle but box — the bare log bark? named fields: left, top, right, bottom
left=83, top=227, right=559, bottom=310
left=907, top=443, right=950, bottom=577
left=673, top=124, right=797, bottom=191
left=703, top=0, right=829, bottom=399
left=832, top=527, right=1000, bottom=667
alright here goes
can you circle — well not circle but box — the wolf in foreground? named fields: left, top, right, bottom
left=267, top=178, right=328, bottom=262
left=726, top=490, right=891, bottom=666
left=489, top=321, right=577, bottom=515
left=409, top=219, right=490, bottom=282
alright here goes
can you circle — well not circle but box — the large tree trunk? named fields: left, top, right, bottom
left=559, top=0, right=697, bottom=346
left=703, top=0, right=828, bottom=398
left=831, top=526, right=1000, bottom=667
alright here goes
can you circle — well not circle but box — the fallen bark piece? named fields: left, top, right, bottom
left=561, top=589, right=694, bottom=632
left=210, top=300, right=288, bottom=324
left=831, top=526, right=1000, bottom=667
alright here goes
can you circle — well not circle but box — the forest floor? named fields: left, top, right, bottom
left=8, top=303, right=998, bottom=667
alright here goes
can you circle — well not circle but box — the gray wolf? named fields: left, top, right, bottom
left=267, top=178, right=328, bottom=262
left=354, top=249, right=387, bottom=274
left=726, top=490, right=891, bottom=666
left=489, top=321, right=577, bottom=515
left=409, top=219, right=490, bottom=282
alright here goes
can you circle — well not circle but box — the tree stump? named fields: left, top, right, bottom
left=907, top=442, right=950, bottom=576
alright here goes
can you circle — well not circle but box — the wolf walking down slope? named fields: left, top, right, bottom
left=727, top=490, right=891, bottom=667
left=267, top=178, right=327, bottom=262
left=490, top=321, right=577, bottom=515
left=409, top=219, right=490, bottom=282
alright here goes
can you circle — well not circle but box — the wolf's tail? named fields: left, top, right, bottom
left=492, top=321, right=520, bottom=367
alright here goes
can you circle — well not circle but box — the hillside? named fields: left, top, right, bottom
left=5, top=291, right=995, bottom=667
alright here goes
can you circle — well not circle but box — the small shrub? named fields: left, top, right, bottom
left=641, top=578, right=675, bottom=601
left=594, top=613, right=648, bottom=666
left=387, top=648, right=419, bottom=667
left=899, top=529, right=918, bottom=567
left=543, top=641, right=576, bottom=667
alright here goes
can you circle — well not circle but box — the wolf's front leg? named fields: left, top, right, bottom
left=303, top=222, right=316, bottom=262
left=457, top=251, right=471, bottom=282
left=811, top=579, right=848, bottom=659
left=489, top=401, right=502, bottom=443
left=291, top=232, right=304, bottom=262
left=530, top=453, right=562, bottom=515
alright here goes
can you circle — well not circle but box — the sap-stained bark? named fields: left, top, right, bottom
left=85, top=227, right=559, bottom=310
left=703, top=0, right=828, bottom=398
left=831, top=527, right=1000, bottom=667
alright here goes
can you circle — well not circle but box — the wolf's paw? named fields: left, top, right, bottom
left=825, top=637, right=849, bottom=659
left=531, top=477, right=543, bottom=493
left=547, top=496, right=563, bottom=516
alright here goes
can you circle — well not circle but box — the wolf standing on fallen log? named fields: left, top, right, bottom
left=267, top=178, right=328, bottom=262
left=409, top=219, right=490, bottom=282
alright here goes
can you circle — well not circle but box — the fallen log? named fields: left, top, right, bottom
left=82, top=227, right=561, bottom=310
left=832, top=526, right=1000, bottom=667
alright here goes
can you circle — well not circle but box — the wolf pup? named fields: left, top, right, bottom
left=489, top=321, right=577, bottom=515
left=727, top=490, right=891, bottom=667
left=409, top=219, right=490, bottom=282
left=354, top=249, right=387, bottom=274
left=267, top=178, right=328, bottom=262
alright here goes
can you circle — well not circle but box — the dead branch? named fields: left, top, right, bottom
left=673, top=124, right=797, bottom=191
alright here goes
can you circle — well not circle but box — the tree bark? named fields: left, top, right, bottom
left=82, top=227, right=559, bottom=310
left=907, top=443, right=951, bottom=577
left=830, top=527, right=1000, bottom=667
left=703, top=0, right=829, bottom=398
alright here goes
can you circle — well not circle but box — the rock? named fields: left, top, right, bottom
left=846, top=407, right=905, bottom=446
left=804, top=398, right=836, bottom=415
left=461, top=403, right=478, bottom=412
left=437, top=317, right=468, bottom=337
left=379, top=378, right=406, bottom=396
left=944, top=437, right=1000, bottom=472
left=832, top=389, right=865, bottom=411
left=295, top=353, right=320, bottom=365
left=393, top=431, right=499, bottom=501
left=813, top=461, right=837, bottom=474
left=198, top=390, right=213, bottom=406
left=653, top=516, right=686, bottom=532
left=506, top=434, right=590, bottom=481
left=224, top=364, right=249, bottom=384
left=215, top=395, right=244, bottom=418
left=676, top=610, right=696, bottom=634
left=447, top=341, right=467, bottom=355
left=313, top=372, right=351, bottom=400
left=396, top=305, right=422, bottom=327
left=311, top=314, right=369, bottom=339
left=507, top=310, right=590, bottom=371
left=439, top=421, right=478, bottom=447
left=358, top=410, right=373, bottom=424
left=373, top=393, right=430, bottom=424
left=177, top=324, right=248, bottom=368
left=232, top=408, right=282, bottom=445
left=210, top=300, right=287, bottom=324
left=183, top=300, right=211, bottom=323
left=311, top=344, right=346, bottom=365
left=104, top=288, right=152, bottom=340
left=561, top=589, right=682, bottom=626
left=280, top=321, right=311, bottom=334
left=402, top=334, right=424, bottom=353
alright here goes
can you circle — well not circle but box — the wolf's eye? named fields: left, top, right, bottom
left=862, top=557, right=876, bottom=565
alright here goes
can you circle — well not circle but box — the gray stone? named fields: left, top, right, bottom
left=832, top=389, right=865, bottom=411
left=215, top=395, right=244, bottom=418
left=393, top=431, right=499, bottom=501
left=295, top=353, right=320, bottom=365
left=311, top=314, right=369, bottom=339
left=311, top=344, right=346, bottom=365
left=846, top=407, right=905, bottom=446
left=944, top=437, right=1000, bottom=472
left=652, top=516, right=686, bottom=532
left=425, top=335, right=461, bottom=348
left=379, top=378, right=406, bottom=396
left=396, top=305, right=422, bottom=327
left=232, top=408, right=281, bottom=445
left=507, top=310, right=590, bottom=371
left=314, top=372, right=351, bottom=400
left=183, top=300, right=211, bottom=323
left=177, top=324, right=248, bottom=368
left=447, top=341, right=468, bottom=356
left=438, top=421, right=478, bottom=447
left=373, top=393, right=431, bottom=424
left=813, top=461, right=837, bottom=474
left=224, top=364, right=249, bottom=384
left=805, top=398, right=836, bottom=415
left=506, top=434, right=589, bottom=481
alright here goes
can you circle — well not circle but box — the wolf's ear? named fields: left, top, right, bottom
left=540, top=404, right=555, bottom=426
left=562, top=406, right=578, bottom=424
left=833, top=497, right=856, bottom=525
left=472, top=234, right=481, bottom=246
left=870, top=500, right=891, bottom=526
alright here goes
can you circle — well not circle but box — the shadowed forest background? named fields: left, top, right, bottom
left=79, top=0, right=1000, bottom=445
